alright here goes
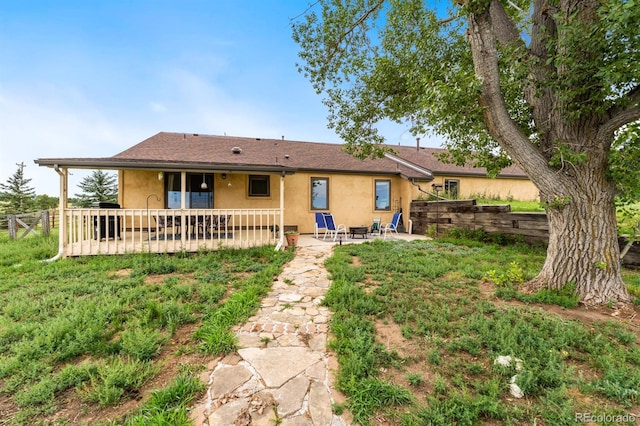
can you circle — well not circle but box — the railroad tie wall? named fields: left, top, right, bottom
left=409, top=199, right=639, bottom=267
left=410, top=199, right=547, bottom=243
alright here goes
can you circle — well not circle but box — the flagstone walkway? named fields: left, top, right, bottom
left=190, top=244, right=350, bottom=426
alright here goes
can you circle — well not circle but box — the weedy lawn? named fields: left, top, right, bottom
left=324, top=237, right=640, bottom=425
left=0, top=232, right=293, bottom=425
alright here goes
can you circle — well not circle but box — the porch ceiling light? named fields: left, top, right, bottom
left=201, top=173, right=208, bottom=190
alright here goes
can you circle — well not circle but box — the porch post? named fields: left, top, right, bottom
left=279, top=173, right=285, bottom=249
left=180, top=171, right=186, bottom=244
left=58, top=167, right=68, bottom=257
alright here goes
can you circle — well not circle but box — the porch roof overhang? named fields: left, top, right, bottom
left=34, top=158, right=297, bottom=174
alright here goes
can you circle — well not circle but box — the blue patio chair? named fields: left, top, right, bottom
left=382, top=212, right=402, bottom=239
left=314, top=212, right=327, bottom=238
left=322, top=213, right=347, bottom=241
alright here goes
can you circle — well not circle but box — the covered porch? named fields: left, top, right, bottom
left=47, top=165, right=289, bottom=258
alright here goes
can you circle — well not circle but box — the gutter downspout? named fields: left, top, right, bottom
left=275, top=172, right=285, bottom=251
left=44, top=165, right=66, bottom=262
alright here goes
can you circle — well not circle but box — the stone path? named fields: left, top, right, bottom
left=190, top=245, right=349, bottom=426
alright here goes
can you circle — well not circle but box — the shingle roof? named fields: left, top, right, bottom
left=36, top=132, right=528, bottom=179
left=391, top=145, right=527, bottom=177
left=114, top=132, right=405, bottom=174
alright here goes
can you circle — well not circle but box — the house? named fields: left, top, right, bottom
left=35, top=132, right=537, bottom=257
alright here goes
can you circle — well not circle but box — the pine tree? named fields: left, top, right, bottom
left=0, top=162, right=36, bottom=213
left=74, top=170, right=118, bottom=208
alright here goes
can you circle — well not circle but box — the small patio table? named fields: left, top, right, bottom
left=349, top=226, right=368, bottom=239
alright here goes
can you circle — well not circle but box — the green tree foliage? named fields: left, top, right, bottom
left=74, top=170, right=118, bottom=208
left=33, top=194, right=59, bottom=211
left=610, top=121, right=640, bottom=203
left=293, top=0, right=640, bottom=304
left=0, top=162, right=36, bottom=213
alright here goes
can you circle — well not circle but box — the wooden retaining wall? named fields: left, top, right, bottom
left=409, top=199, right=640, bottom=267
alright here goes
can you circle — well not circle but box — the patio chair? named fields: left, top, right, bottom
left=382, top=212, right=402, bottom=239
left=218, top=215, right=231, bottom=230
left=322, top=213, right=347, bottom=241
left=201, top=214, right=219, bottom=237
left=314, top=212, right=328, bottom=238
left=371, top=217, right=382, bottom=236
left=156, top=215, right=181, bottom=236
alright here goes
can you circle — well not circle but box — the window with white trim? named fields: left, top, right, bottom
left=375, top=180, right=391, bottom=210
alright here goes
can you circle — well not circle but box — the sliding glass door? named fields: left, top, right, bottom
left=164, top=172, right=213, bottom=208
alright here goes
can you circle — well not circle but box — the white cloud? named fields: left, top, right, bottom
left=0, top=86, right=141, bottom=196
left=149, top=102, right=167, bottom=113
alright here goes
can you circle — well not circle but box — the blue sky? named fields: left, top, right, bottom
left=0, top=1, right=442, bottom=196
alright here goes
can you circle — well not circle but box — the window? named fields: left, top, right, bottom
left=165, top=172, right=182, bottom=209
left=311, top=177, right=329, bottom=210
left=164, top=172, right=213, bottom=208
left=444, top=179, right=459, bottom=198
left=248, top=175, right=270, bottom=197
left=375, top=180, right=391, bottom=210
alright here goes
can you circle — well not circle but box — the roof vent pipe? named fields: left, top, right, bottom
left=416, top=137, right=420, bottom=151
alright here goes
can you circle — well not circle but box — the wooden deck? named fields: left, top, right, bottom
left=61, top=208, right=282, bottom=256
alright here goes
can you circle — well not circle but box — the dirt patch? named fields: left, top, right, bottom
left=376, top=320, right=414, bottom=359
left=478, top=280, right=640, bottom=332
left=109, top=269, right=133, bottom=278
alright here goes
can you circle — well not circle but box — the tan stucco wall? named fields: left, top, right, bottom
left=119, top=170, right=406, bottom=234
left=213, top=173, right=281, bottom=209
left=119, top=170, right=165, bottom=209
left=418, top=175, right=539, bottom=201
left=285, top=172, right=405, bottom=234
left=119, top=170, right=282, bottom=210
left=118, top=169, right=537, bottom=234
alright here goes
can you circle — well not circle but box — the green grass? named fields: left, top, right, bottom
left=472, top=197, right=546, bottom=212
left=0, top=232, right=293, bottom=424
left=323, top=238, right=640, bottom=425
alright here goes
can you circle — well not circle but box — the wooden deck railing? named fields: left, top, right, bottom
left=61, top=208, right=282, bottom=256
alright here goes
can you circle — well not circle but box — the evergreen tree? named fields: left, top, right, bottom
left=74, top=170, right=118, bottom=208
left=0, top=162, right=36, bottom=213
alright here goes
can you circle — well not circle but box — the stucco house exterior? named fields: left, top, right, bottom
left=35, top=132, right=537, bottom=257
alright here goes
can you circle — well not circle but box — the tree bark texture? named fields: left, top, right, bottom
left=467, top=1, right=630, bottom=304
left=533, top=169, right=630, bottom=304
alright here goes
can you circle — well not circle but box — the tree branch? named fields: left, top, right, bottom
left=329, top=0, right=385, bottom=55
left=600, top=85, right=640, bottom=138
left=468, top=1, right=561, bottom=192
left=488, top=0, right=523, bottom=47
left=525, top=0, right=559, bottom=155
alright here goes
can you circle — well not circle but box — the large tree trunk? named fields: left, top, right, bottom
left=467, top=1, right=631, bottom=305
left=531, top=167, right=630, bottom=304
